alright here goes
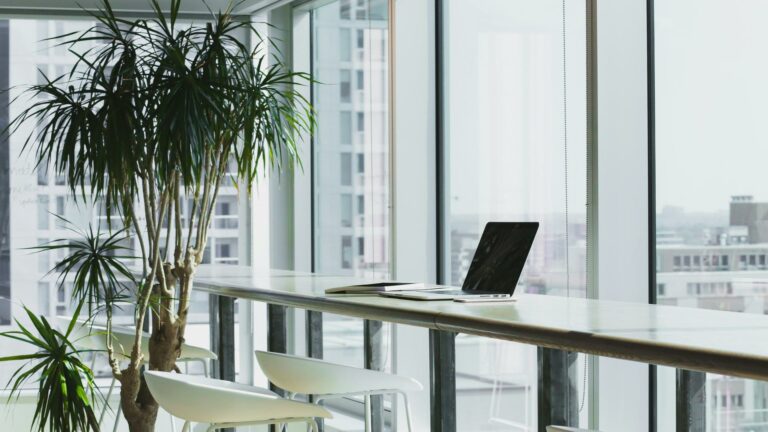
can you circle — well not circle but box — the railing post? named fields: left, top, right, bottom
left=267, top=304, right=288, bottom=432
left=306, top=310, right=324, bottom=431
left=208, top=294, right=236, bottom=432
left=537, top=348, right=579, bottom=432
left=218, top=296, right=236, bottom=382
left=365, top=320, right=385, bottom=430
left=676, top=369, right=706, bottom=432
left=429, top=329, right=456, bottom=432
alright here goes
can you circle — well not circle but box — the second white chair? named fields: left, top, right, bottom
left=256, top=350, right=423, bottom=432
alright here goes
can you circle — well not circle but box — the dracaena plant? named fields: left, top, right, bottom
left=4, top=0, right=313, bottom=430
left=0, top=302, right=100, bottom=432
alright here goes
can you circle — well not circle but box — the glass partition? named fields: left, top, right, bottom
left=0, top=17, right=252, bottom=428
left=654, top=1, right=768, bottom=429
left=441, top=0, right=588, bottom=429
left=310, top=0, right=392, bottom=429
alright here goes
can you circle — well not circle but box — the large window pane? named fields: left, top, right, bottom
left=312, top=0, right=391, bottom=428
left=0, top=18, right=247, bottom=405
left=655, top=2, right=768, bottom=430
left=442, top=0, right=587, bottom=429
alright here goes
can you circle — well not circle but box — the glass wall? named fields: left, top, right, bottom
left=441, top=0, right=587, bottom=429
left=0, top=15, right=248, bottom=391
left=310, top=0, right=392, bottom=428
left=654, top=1, right=768, bottom=430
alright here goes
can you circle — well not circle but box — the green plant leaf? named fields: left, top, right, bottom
left=0, top=304, right=100, bottom=432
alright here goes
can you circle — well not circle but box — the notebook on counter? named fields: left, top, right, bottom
left=325, top=282, right=431, bottom=295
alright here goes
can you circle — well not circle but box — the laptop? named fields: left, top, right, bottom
left=380, top=222, right=539, bottom=301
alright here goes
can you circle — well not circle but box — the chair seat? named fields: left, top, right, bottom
left=255, top=350, right=423, bottom=396
left=57, top=317, right=217, bottom=361
left=546, top=427, right=599, bottom=432
left=144, top=371, right=331, bottom=424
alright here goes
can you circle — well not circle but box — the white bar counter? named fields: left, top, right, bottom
left=194, top=265, right=768, bottom=381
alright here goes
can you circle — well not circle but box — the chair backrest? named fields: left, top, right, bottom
left=53, top=316, right=216, bottom=361
left=144, top=371, right=331, bottom=424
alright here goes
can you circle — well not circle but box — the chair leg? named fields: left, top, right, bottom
left=400, top=392, right=415, bottom=432
left=206, top=423, right=218, bottom=432
left=181, top=421, right=191, bottom=432
left=308, top=419, right=319, bottom=432
left=364, top=395, right=372, bottom=432
left=99, top=377, right=116, bottom=426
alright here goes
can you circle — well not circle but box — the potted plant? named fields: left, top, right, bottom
left=2, top=0, right=313, bottom=430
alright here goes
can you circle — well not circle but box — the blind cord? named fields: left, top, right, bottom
left=561, top=0, right=589, bottom=416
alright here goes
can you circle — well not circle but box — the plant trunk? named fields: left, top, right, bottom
left=119, top=368, right=159, bottom=432
left=119, top=321, right=181, bottom=431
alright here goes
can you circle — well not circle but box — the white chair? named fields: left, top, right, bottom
left=255, top=350, right=422, bottom=432
left=144, top=370, right=331, bottom=432
left=56, top=317, right=217, bottom=430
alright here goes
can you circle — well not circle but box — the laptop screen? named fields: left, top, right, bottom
left=461, top=222, right=539, bottom=294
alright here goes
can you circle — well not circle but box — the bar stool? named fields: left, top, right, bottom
left=56, top=317, right=216, bottom=430
left=144, top=371, right=331, bottom=432
left=255, top=350, right=422, bottom=432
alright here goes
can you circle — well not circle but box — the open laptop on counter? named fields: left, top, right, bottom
left=380, top=222, right=538, bottom=301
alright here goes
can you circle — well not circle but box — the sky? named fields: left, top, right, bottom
left=445, top=0, right=768, bottom=216
left=654, top=0, right=768, bottom=212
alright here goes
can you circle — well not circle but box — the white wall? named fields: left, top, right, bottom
left=391, top=0, right=436, bottom=429
left=595, top=0, right=651, bottom=430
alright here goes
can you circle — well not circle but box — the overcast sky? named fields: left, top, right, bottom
left=655, top=0, right=768, bottom=212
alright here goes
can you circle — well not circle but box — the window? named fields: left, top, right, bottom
left=654, top=1, right=768, bottom=428
left=340, top=152, right=352, bottom=186
left=309, top=3, right=391, bottom=427
left=441, top=0, right=587, bottom=429
left=312, top=0, right=390, bottom=273
left=339, top=28, right=351, bottom=61
left=341, top=235, right=353, bottom=269
left=355, top=69, right=364, bottom=90
left=214, top=196, right=239, bottom=230
left=340, top=69, right=351, bottom=103
left=341, top=194, right=352, bottom=227
left=340, top=111, right=352, bottom=144
left=37, top=195, right=49, bottom=230
left=37, top=282, right=49, bottom=316
left=55, top=196, right=66, bottom=228
left=1, top=18, right=251, bottom=390
left=37, top=167, right=48, bottom=185
left=339, top=0, right=350, bottom=19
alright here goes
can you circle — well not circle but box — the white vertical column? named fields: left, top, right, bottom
left=392, top=0, right=437, bottom=430
left=595, top=0, right=651, bottom=430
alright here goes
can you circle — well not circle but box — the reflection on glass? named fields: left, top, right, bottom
left=312, top=0, right=390, bottom=428
left=655, top=2, right=768, bottom=430
left=443, top=0, right=587, bottom=429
